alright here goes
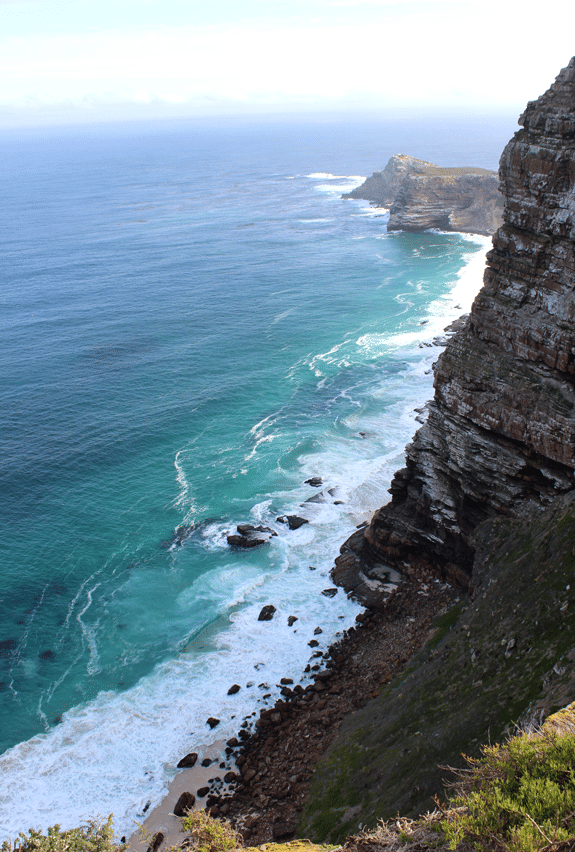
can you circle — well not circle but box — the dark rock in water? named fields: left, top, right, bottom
left=176, top=752, right=198, bottom=768
left=160, top=524, right=194, bottom=550
left=303, top=493, right=324, bottom=504
left=228, top=523, right=277, bottom=549
left=321, top=588, right=338, bottom=598
left=258, top=605, right=276, bottom=621
left=0, top=639, right=17, bottom=658
left=197, top=786, right=210, bottom=798
left=146, top=832, right=164, bottom=852
left=314, top=627, right=323, bottom=635
left=39, top=649, right=55, bottom=660
left=142, top=801, right=151, bottom=814
left=276, top=515, right=309, bottom=530
left=226, top=737, right=239, bottom=747
left=227, top=683, right=241, bottom=695
left=237, top=524, right=277, bottom=537
left=207, top=717, right=220, bottom=728
left=227, top=534, right=266, bottom=548
left=201, top=757, right=213, bottom=767
left=304, top=477, right=323, bottom=487
left=173, top=791, right=195, bottom=816
left=287, top=615, right=298, bottom=626
left=308, top=639, right=319, bottom=647
left=280, top=677, right=293, bottom=685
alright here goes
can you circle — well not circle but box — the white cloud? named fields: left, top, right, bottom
left=0, top=1, right=573, bottom=120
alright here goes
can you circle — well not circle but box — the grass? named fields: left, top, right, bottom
left=1, top=818, right=123, bottom=852
left=300, top=493, right=575, bottom=842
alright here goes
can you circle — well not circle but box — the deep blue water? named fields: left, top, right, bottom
left=0, top=112, right=514, bottom=836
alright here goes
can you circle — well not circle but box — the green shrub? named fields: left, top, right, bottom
left=2, top=817, right=122, bottom=852
left=181, top=811, right=240, bottom=852
left=442, top=730, right=575, bottom=851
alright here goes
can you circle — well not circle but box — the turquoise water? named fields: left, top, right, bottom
left=0, top=114, right=509, bottom=836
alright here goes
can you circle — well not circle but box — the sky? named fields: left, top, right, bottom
left=1, top=0, right=574, bottom=126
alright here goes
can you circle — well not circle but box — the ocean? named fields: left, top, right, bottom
left=0, top=112, right=515, bottom=838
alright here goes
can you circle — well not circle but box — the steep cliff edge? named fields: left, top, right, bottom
left=343, top=154, right=503, bottom=235
left=335, top=58, right=575, bottom=602
left=302, top=492, right=575, bottom=841
left=343, top=154, right=432, bottom=207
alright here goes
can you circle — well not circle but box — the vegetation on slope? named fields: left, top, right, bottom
left=6, top=705, right=575, bottom=852
left=300, top=492, right=575, bottom=842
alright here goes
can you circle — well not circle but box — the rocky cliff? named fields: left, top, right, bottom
left=296, top=60, right=575, bottom=841
left=334, top=57, right=575, bottom=602
left=343, top=154, right=503, bottom=235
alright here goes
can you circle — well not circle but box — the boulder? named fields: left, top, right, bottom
left=146, top=832, right=164, bottom=852
left=224, top=771, right=241, bottom=783
left=173, top=791, right=195, bottom=816
left=276, top=515, right=309, bottom=530
left=236, top=524, right=277, bottom=537
left=227, top=534, right=266, bottom=548
left=176, top=752, right=198, bottom=769
left=258, top=605, right=276, bottom=621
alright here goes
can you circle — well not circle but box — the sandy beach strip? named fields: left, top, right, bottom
left=128, top=738, right=229, bottom=851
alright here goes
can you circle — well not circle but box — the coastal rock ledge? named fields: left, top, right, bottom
left=335, top=57, right=575, bottom=600
left=343, top=153, right=503, bottom=235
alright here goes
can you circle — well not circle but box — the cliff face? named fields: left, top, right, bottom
left=343, top=154, right=433, bottom=207
left=335, top=58, right=575, bottom=599
left=344, top=154, right=503, bottom=235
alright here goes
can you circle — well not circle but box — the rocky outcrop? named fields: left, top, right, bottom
left=343, top=154, right=430, bottom=207
left=344, top=154, right=503, bottom=235
left=335, top=57, right=575, bottom=598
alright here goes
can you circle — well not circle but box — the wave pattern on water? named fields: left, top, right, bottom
left=0, top=116, right=501, bottom=838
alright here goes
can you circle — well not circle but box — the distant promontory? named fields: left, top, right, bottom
left=343, top=153, right=503, bottom=235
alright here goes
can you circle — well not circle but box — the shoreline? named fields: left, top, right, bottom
left=123, top=241, right=490, bottom=849
left=0, top=234, right=489, bottom=844
left=134, top=574, right=459, bottom=848
left=128, top=739, right=229, bottom=851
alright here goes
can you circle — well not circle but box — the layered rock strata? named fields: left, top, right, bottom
left=344, top=153, right=503, bottom=235
left=335, top=58, right=575, bottom=598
